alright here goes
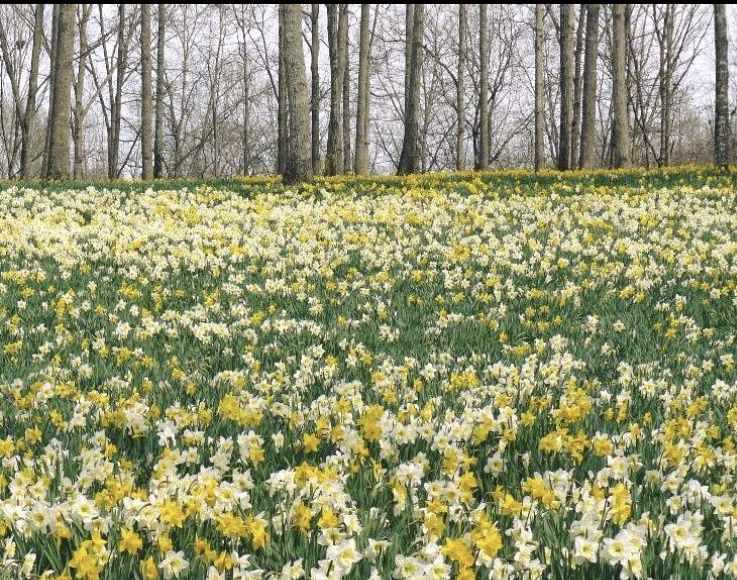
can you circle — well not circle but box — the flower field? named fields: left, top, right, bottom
left=2, top=169, right=737, bottom=579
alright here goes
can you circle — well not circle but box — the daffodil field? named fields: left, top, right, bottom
left=3, top=168, right=737, bottom=579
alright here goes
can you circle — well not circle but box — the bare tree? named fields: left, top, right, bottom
left=579, top=4, right=598, bottom=168
left=23, top=4, right=44, bottom=177
left=71, top=5, right=91, bottom=179
left=534, top=4, right=544, bottom=171
left=479, top=4, right=489, bottom=170
left=714, top=4, right=729, bottom=169
left=277, top=10, right=287, bottom=174
left=355, top=4, right=371, bottom=174
left=326, top=4, right=346, bottom=175
left=558, top=4, right=574, bottom=170
left=311, top=3, right=320, bottom=173
left=397, top=4, right=423, bottom=174
left=154, top=4, right=166, bottom=178
left=280, top=3, right=312, bottom=184
left=46, top=4, right=76, bottom=179
left=141, top=4, right=153, bottom=179
left=610, top=3, right=629, bottom=167
left=341, top=4, right=351, bottom=172
left=457, top=4, right=466, bottom=170
left=570, top=5, right=585, bottom=166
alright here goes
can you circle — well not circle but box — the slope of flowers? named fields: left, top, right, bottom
left=1, top=175, right=737, bottom=579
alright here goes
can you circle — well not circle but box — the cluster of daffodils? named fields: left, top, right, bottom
left=1, top=169, right=737, bottom=578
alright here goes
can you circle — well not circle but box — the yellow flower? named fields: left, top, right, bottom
left=118, top=528, right=143, bottom=555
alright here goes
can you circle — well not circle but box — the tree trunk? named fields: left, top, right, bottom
left=397, top=4, right=423, bottom=175
left=558, top=4, right=575, bottom=170
left=611, top=3, right=630, bottom=168
left=73, top=5, right=91, bottom=180
left=579, top=4, right=599, bottom=168
left=22, top=4, right=44, bottom=178
left=109, top=4, right=127, bottom=179
left=457, top=4, right=466, bottom=170
left=657, top=5, right=674, bottom=167
left=354, top=3, right=371, bottom=174
left=242, top=27, right=250, bottom=175
left=479, top=4, right=489, bottom=170
left=714, top=4, right=730, bottom=169
left=534, top=4, right=544, bottom=171
left=326, top=4, right=345, bottom=175
left=311, top=3, right=320, bottom=173
left=570, top=4, right=586, bottom=167
left=277, top=11, right=288, bottom=175
left=43, top=5, right=60, bottom=177
left=341, top=4, right=351, bottom=172
left=141, top=4, right=153, bottom=179
left=154, top=4, right=166, bottom=178
left=46, top=3, right=76, bottom=180
left=281, top=4, right=313, bottom=184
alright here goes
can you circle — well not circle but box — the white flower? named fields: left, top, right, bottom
left=159, top=550, right=189, bottom=579
left=326, top=539, right=362, bottom=574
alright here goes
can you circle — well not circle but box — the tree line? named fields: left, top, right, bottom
left=0, top=4, right=731, bottom=184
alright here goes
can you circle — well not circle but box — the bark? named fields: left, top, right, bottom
left=534, top=4, right=544, bottom=171
left=326, top=4, right=345, bottom=175
left=611, top=3, right=630, bottom=167
left=714, top=4, right=730, bottom=169
left=397, top=4, right=423, bottom=175
left=43, top=5, right=60, bottom=176
left=21, top=4, right=44, bottom=177
left=341, top=4, right=351, bottom=172
left=0, top=12, right=25, bottom=176
left=457, top=4, right=466, bottom=170
left=311, top=3, right=320, bottom=173
left=579, top=4, right=599, bottom=168
left=558, top=4, right=575, bottom=170
left=354, top=4, right=371, bottom=174
left=73, top=5, right=91, bottom=180
left=241, top=19, right=250, bottom=175
left=479, top=4, right=489, bottom=170
left=570, top=4, right=586, bottom=167
left=657, top=5, right=674, bottom=167
left=277, top=10, right=287, bottom=175
left=154, top=4, right=166, bottom=178
left=281, top=4, right=313, bottom=184
left=46, top=4, right=76, bottom=179
left=141, top=4, right=153, bottom=179
left=109, top=4, right=127, bottom=179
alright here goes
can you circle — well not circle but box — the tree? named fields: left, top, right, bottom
left=457, top=4, right=467, bottom=170
left=714, top=4, right=729, bottom=169
left=326, top=4, right=346, bottom=175
left=397, top=4, right=423, bottom=175
left=141, top=4, right=153, bottom=179
left=558, top=4, right=575, bottom=170
left=154, top=4, right=166, bottom=178
left=479, top=4, right=489, bottom=170
left=72, top=5, right=92, bottom=180
left=570, top=5, right=586, bottom=167
left=280, top=3, right=312, bottom=184
left=0, top=4, right=44, bottom=177
left=46, top=4, right=76, bottom=179
left=534, top=4, right=544, bottom=171
left=341, top=4, right=351, bottom=172
left=579, top=4, right=599, bottom=168
left=277, top=10, right=287, bottom=175
left=354, top=4, right=371, bottom=174
left=24, top=4, right=44, bottom=177
left=311, top=3, right=320, bottom=173
left=611, top=3, right=630, bottom=168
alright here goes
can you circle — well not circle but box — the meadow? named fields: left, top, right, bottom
left=1, top=166, right=737, bottom=579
